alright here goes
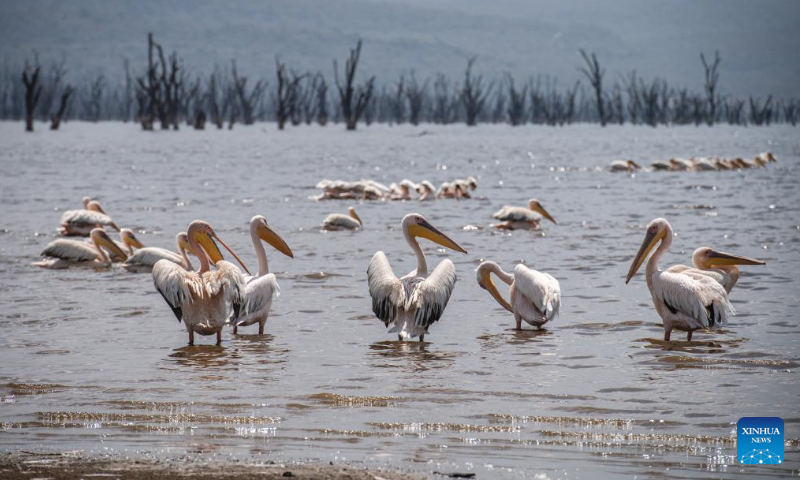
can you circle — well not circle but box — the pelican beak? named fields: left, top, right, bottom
left=213, top=232, right=252, bottom=275
left=124, top=231, right=145, bottom=250
left=95, top=230, right=127, bottom=260
left=411, top=219, right=468, bottom=254
left=533, top=203, right=557, bottom=224
left=478, top=272, right=513, bottom=313
left=108, top=221, right=121, bottom=232
left=708, top=250, right=766, bottom=266
left=350, top=209, right=363, bottom=226
left=178, top=236, right=193, bottom=255
left=257, top=223, right=294, bottom=258
left=193, top=231, right=251, bottom=275
left=626, top=229, right=661, bottom=283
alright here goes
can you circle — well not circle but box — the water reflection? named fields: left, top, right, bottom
left=368, top=341, right=457, bottom=372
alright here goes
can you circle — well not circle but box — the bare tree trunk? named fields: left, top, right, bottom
left=50, top=85, right=74, bottom=130
left=333, top=39, right=375, bottom=131
left=578, top=49, right=606, bottom=126
left=700, top=51, right=721, bottom=126
left=22, top=63, right=42, bottom=132
left=460, top=56, right=492, bottom=126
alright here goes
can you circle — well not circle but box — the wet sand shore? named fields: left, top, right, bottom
left=0, top=452, right=425, bottom=480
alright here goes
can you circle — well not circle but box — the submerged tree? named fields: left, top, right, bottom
left=21, top=62, right=42, bottom=132
left=700, top=50, right=721, bottom=126
left=578, top=49, right=607, bottom=126
left=333, top=39, right=375, bottom=131
left=460, top=56, right=492, bottom=126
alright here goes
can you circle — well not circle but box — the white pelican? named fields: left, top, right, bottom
left=59, top=199, right=119, bottom=236
left=692, top=157, right=717, bottom=171
left=609, top=159, right=642, bottom=172
left=82, top=228, right=142, bottom=261
left=476, top=261, right=561, bottom=330
left=122, top=232, right=194, bottom=273
left=152, top=220, right=250, bottom=346
left=416, top=181, right=436, bottom=201
left=33, top=228, right=128, bottom=269
left=669, top=158, right=695, bottom=171
left=626, top=218, right=733, bottom=341
left=436, top=182, right=454, bottom=199
left=367, top=214, right=467, bottom=341
left=233, top=215, right=294, bottom=335
left=492, top=199, right=556, bottom=230
left=651, top=160, right=671, bottom=171
left=322, top=207, right=362, bottom=230
left=390, top=179, right=417, bottom=201
left=715, top=158, right=734, bottom=170
left=756, top=151, right=776, bottom=163
left=668, top=247, right=765, bottom=293
left=453, top=176, right=478, bottom=192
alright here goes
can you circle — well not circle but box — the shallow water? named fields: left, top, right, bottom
left=1, top=122, right=798, bottom=479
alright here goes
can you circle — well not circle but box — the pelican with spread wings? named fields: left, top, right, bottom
left=626, top=218, right=734, bottom=341
left=367, top=214, right=467, bottom=342
left=152, top=220, right=250, bottom=346
left=476, top=261, right=561, bottom=330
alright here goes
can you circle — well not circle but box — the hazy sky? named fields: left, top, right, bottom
left=1, top=0, right=798, bottom=97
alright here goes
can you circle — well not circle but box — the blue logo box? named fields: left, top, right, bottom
left=737, top=417, right=784, bottom=465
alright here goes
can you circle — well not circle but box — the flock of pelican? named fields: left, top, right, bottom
left=33, top=191, right=765, bottom=346
left=609, top=151, right=777, bottom=172
left=316, top=176, right=478, bottom=201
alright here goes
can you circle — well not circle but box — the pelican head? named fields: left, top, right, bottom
left=627, top=159, right=642, bottom=170
left=348, top=207, right=362, bottom=225
left=82, top=196, right=93, bottom=209
left=188, top=220, right=250, bottom=274
left=120, top=229, right=145, bottom=250
left=90, top=228, right=128, bottom=260
left=176, top=232, right=192, bottom=253
left=404, top=213, right=468, bottom=254
left=87, top=200, right=107, bottom=214
left=765, top=151, right=776, bottom=163
left=467, top=176, right=478, bottom=190
left=527, top=199, right=556, bottom=224
left=626, top=218, right=670, bottom=283
left=692, top=247, right=766, bottom=269
left=251, top=215, right=294, bottom=258
left=476, top=261, right=513, bottom=311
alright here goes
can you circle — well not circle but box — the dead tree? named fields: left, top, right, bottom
left=273, top=58, right=306, bottom=129
left=781, top=99, right=797, bottom=126
left=315, top=73, right=329, bottom=126
left=231, top=60, right=265, bottom=125
left=724, top=98, right=745, bottom=125
left=505, top=74, right=527, bottom=126
left=38, top=58, right=67, bottom=122
left=22, top=63, right=42, bottom=132
left=749, top=95, right=773, bottom=126
left=333, top=39, right=375, bottom=130
left=460, top=56, right=492, bottom=126
left=405, top=72, right=428, bottom=126
left=206, top=69, right=228, bottom=129
left=639, top=78, right=661, bottom=127
left=563, top=81, right=580, bottom=125
left=389, top=75, right=406, bottom=124
left=299, top=74, right=320, bottom=125
left=700, top=50, right=721, bottom=126
left=82, top=75, right=105, bottom=121
left=432, top=73, right=454, bottom=124
left=578, top=49, right=607, bottom=126
left=50, top=85, right=74, bottom=130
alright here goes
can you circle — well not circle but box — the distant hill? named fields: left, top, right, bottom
left=0, top=0, right=797, bottom=97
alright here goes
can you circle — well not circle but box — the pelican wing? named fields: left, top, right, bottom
left=492, top=206, right=539, bottom=223
left=152, top=259, right=194, bottom=322
left=205, top=261, right=247, bottom=322
left=367, top=251, right=405, bottom=326
left=124, top=247, right=183, bottom=269
left=409, top=259, right=457, bottom=329
left=666, top=264, right=727, bottom=289
left=60, top=209, right=115, bottom=227
left=513, top=264, right=561, bottom=321
left=654, top=270, right=733, bottom=328
left=242, top=273, right=280, bottom=319
left=40, top=239, right=98, bottom=261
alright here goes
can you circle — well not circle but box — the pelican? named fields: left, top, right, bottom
left=492, top=199, right=556, bottom=230
left=733, top=157, right=751, bottom=169
left=715, top=158, right=733, bottom=170
left=453, top=176, right=478, bottom=192
left=651, top=160, right=671, bottom=171
left=152, top=220, right=249, bottom=346
left=436, top=182, right=456, bottom=198
left=390, top=179, right=417, bottom=200
left=626, top=218, right=733, bottom=341
left=122, top=232, right=194, bottom=273
left=82, top=228, right=143, bottom=261
left=33, top=228, right=128, bottom=269
left=453, top=182, right=470, bottom=199
left=367, top=214, right=467, bottom=341
left=476, top=261, right=561, bottom=330
left=669, top=158, right=694, bottom=171
left=756, top=151, right=776, bottom=163
left=59, top=198, right=119, bottom=236
left=322, top=207, right=362, bottom=230
left=692, top=157, right=717, bottom=171
left=416, top=181, right=436, bottom=201
left=609, top=159, right=642, bottom=172
left=668, top=247, right=765, bottom=293
left=233, top=215, right=294, bottom=335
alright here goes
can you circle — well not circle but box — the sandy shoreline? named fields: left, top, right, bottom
left=0, top=452, right=430, bottom=480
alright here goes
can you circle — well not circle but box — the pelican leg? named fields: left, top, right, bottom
left=419, top=334, right=425, bottom=342
left=398, top=334, right=403, bottom=342
left=515, top=314, right=522, bottom=331
left=188, top=330, right=195, bottom=346
left=687, top=331, right=693, bottom=342
left=664, top=330, right=671, bottom=342
left=258, top=316, right=267, bottom=335
left=233, top=324, right=238, bottom=335
left=216, top=330, right=222, bottom=345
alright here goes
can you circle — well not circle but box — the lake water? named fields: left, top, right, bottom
left=1, top=122, right=798, bottom=479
